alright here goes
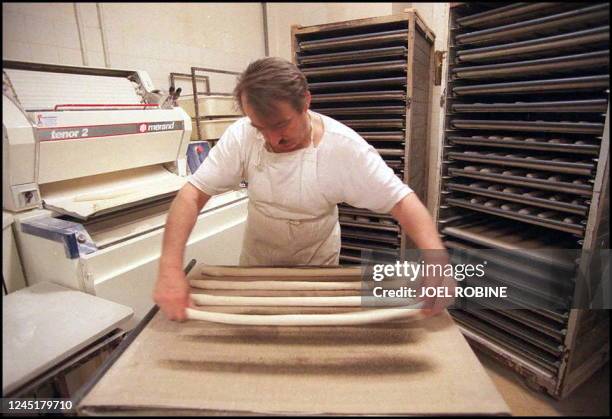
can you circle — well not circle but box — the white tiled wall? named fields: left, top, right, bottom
left=2, top=2, right=266, bottom=93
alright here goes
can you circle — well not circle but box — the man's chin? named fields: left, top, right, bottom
left=274, top=143, right=298, bottom=152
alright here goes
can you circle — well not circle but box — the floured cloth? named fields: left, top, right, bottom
left=77, top=308, right=510, bottom=415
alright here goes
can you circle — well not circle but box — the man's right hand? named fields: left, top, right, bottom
left=153, top=267, right=192, bottom=321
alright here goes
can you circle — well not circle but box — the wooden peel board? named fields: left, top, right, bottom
left=77, top=308, right=510, bottom=415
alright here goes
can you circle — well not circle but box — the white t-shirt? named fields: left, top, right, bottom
left=188, top=112, right=413, bottom=214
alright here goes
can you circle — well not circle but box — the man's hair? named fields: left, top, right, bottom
left=233, top=57, right=309, bottom=116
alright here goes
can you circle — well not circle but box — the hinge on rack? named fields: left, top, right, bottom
left=406, top=97, right=412, bottom=109
left=434, top=50, right=447, bottom=86
left=440, top=87, right=446, bottom=108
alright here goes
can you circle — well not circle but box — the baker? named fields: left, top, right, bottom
left=154, top=57, right=451, bottom=321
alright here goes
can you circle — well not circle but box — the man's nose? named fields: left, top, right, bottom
left=263, top=129, right=283, bottom=146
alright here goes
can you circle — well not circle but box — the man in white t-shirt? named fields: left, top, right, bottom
left=154, top=57, right=451, bottom=321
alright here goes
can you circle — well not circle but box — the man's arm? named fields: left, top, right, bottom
left=153, top=183, right=211, bottom=321
left=390, top=192, right=444, bottom=250
left=391, top=193, right=454, bottom=315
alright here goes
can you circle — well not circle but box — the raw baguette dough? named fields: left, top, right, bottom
left=199, top=265, right=362, bottom=277
left=191, top=293, right=364, bottom=307
left=190, top=280, right=362, bottom=291
left=185, top=304, right=426, bottom=326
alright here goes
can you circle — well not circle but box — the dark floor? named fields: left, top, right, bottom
left=475, top=350, right=610, bottom=416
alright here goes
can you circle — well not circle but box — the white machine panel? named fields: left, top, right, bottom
left=4, top=69, right=142, bottom=111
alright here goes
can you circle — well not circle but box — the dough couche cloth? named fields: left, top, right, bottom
left=78, top=273, right=510, bottom=416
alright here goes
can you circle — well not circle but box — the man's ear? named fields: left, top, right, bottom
left=303, top=91, right=312, bottom=112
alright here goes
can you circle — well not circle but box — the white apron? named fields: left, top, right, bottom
left=239, top=112, right=340, bottom=266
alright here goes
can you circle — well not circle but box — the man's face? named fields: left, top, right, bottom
left=242, top=93, right=311, bottom=153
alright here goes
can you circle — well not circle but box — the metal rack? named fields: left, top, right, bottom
left=170, top=67, right=240, bottom=144
left=435, top=2, right=609, bottom=399
left=292, top=11, right=435, bottom=264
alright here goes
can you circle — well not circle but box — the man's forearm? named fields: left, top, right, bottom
left=391, top=193, right=445, bottom=250
left=160, top=184, right=210, bottom=271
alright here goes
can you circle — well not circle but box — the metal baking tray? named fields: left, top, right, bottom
left=450, top=118, right=605, bottom=135
left=447, top=151, right=595, bottom=175
left=457, top=253, right=575, bottom=306
left=340, top=119, right=405, bottom=129
left=341, top=227, right=400, bottom=245
left=448, top=165, right=593, bottom=196
left=446, top=181, right=588, bottom=215
left=452, top=311, right=561, bottom=373
left=358, top=132, right=405, bottom=142
left=339, top=219, right=400, bottom=233
left=451, top=99, right=608, bottom=114
left=298, top=29, right=408, bottom=52
left=444, top=197, right=586, bottom=236
left=376, top=148, right=405, bottom=157
left=341, top=243, right=399, bottom=258
left=445, top=239, right=575, bottom=310
left=298, top=46, right=407, bottom=66
left=452, top=75, right=610, bottom=95
left=455, top=3, right=609, bottom=46
left=440, top=218, right=579, bottom=269
left=310, top=90, right=406, bottom=103
left=444, top=240, right=571, bottom=324
left=455, top=25, right=610, bottom=63
left=460, top=305, right=565, bottom=356
left=309, top=77, right=406, bottom=91
left=338, top=205, right=397, bottom=220
left=314, top=105, right=406, bottom=116
left=447, top=135, right=600, bottom=155
left=452, top=50, right=610, bottom=80
left=341, top=236, right=400, bottom=253
left=455, top=3, right=574, bottom=29
left=486, top=307, right=567, bottom=342
left=301, top=61, right=406, bottom=78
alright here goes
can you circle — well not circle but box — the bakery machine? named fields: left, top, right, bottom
left=2, top=61, right=248, bottom=325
